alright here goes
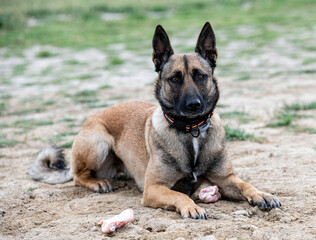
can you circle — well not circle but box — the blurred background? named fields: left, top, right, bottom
left=0, top=0, right=315, bottom=146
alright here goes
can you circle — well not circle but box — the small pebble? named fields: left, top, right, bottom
left=91, top=226, right=98, bottom=232
left=199, top=235, right=217, bottom=240
left=0, top=209, right=6, bottom=216
left=241, top=224, right=259, bottom=231
left=280, top=216, right=292, bottom=223
left=231, top=209, right=250, bottom=217
left=252, top=230, right=265, bottom=239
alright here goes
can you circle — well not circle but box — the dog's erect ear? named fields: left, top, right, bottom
left=195, top=22, right=218, bottom=68
left=152, top=25, right=174, bottom=72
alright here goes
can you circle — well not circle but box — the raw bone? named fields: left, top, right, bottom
left=199, top=186, right=221, bottom=203
left=99, top=209, right=134, bottom=233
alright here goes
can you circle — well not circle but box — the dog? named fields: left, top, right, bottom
left=30, top=22, right=281, bottom=219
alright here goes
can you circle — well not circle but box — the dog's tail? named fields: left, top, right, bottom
left=30, top=145, right=73, bottom=184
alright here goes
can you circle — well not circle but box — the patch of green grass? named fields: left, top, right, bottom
left=27, top=187, right=38, bottom=192
left=284, top=101, right=316, bottom=111
left=303, top=45, right=316, bottom=51
left=74, top=90, right=97, bottom=97
left=64, top=59, right=81, bottom=65
left=0, top=13, right=26, bottom=31
left=78, top=74, right=98, bottom=80
left=234, top=72, right=251, bottom=81
left=267, top=102, right=316, bottom=130
left=9, top=107, right=45, bottom=116
left=60, top=117, right=75, bottom=122
left=58, top=90, right=70, bottom=97
left=77, top=98, right=99, bottom=104
left=148, top=5, right=169, bottom=12
left=288, top=126, right=316, bottom=134
left=225, top=125, right=262, bottom=142
left=218, top=63, right=238, bottom=76
left=58, top=131, right=77, bottom=137
left=14, top=129, right=28, bottom=134
left=220, top=111, right=254, bottom=123
left=23, top=82, right=37, bottom=86
left=99, top=84, right=113, bottom=89
left=88, top=102, right=111, bottom=108
left=48, top=131, right=77, bottom=143
left=60, top=141, right=73, bottom=148
left=12, top=119, right=53, bottom=130
left=47, top=135, right=63, bottom=143
left=13, top=63, right=26, bottom=76
left=229, top=89, right=244, bottom=95
left=0, top=102, right=6, bottom=116
left=299, top=127, right=316, bottom=134
left=67, top=123, right=79, bottom=128
left=48, top=77, right=70, bottom=85
left=20, top=97, right=40, bottom=103
left=43, top=100, right=56, bottom=105
left=108, top=95, right=126, bottom=101
left=0, top=134, right=20, bottom=147
left=0, top=78, right=11, bottom=85
left=40, top=66, right=53, bottom=75
left=72, top=90, right=98, bottom=104
left=266, top=112, right=294, bottom=128
left=109, top=56, right=124, bottom=66
left=0, top=94, right=11, bottom=100
left=36, top=50, right=56, bottom=58
left=0, top=123, right=8, bottom=128
left=91, top=4, right=135, bottom=13
left=2, top=0, right=316, bottom=50
left=26, top=8, right=60, bottom=18
left=294, top=69, right=316, bottom=74
left=302, top=58, right=316, bottom=65
left=217, top=104, right=229, bottom=108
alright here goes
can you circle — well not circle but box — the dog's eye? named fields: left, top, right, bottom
left=171, top=76, right=178, bottom=82
left=168, top=72, right=182, bottom=84
left=197, top=74, right=205, bottom=80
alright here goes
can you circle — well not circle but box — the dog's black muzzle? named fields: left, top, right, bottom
left=178, top=96, right=205, bottom=118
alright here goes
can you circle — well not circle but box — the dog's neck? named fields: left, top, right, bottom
left=163, top=111, right=213, bottom=138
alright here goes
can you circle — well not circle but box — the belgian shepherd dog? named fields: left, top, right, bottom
left=31, top=22, right=281, bottom=219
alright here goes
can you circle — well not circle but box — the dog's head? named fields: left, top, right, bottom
left=153, top=22, right=219, bottom=119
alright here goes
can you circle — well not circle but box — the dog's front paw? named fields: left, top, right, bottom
left=248, top=192, right=281, bottom=209
left=177, top=202, right=207, bottom=219
left=92, top=179, right=114, bottom=193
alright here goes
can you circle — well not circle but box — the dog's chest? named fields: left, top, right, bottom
left=180, top=136, right=207, bottom=180
left=192, top=138, right=199, bottom=166
left=191, top=138, right=199, bottom=181
left=183, top=135, right=223, bottom=179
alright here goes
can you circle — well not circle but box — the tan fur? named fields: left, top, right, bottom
left=71, top=101, right=155, bottom=191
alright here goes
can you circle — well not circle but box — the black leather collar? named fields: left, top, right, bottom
left=163, top=111, right=213, bottom=138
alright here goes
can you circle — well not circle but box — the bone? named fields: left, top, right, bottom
left=99, top=209, right=134, bottom=233
left=199, top=186, right=221, bottom=203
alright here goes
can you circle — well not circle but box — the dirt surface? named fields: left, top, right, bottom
left=1, top=27, right=316, bottom=240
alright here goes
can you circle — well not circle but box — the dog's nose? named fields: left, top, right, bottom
left=186, top=98, right=201, bottom=111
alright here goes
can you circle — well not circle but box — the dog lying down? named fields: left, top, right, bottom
left=30, top=21, right=281, bottom=220
left=99, top=186, right=220, bottom=233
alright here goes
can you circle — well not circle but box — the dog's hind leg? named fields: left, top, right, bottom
left=71, top=125, right=117, bottom=193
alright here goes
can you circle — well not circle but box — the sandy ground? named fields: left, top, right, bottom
left=1, top=26, right=316, bottom=240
